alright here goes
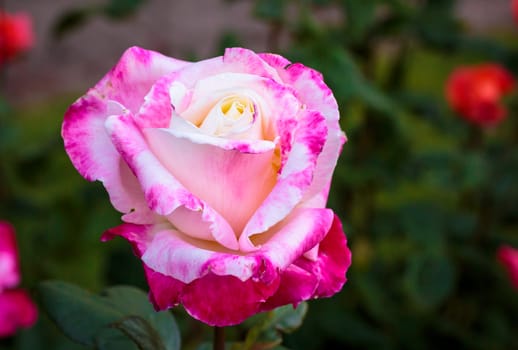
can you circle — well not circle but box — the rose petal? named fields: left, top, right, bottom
left=62, top=47, right=189, bottom=223
left=261, top=214, right=350, bottom=311
left=105, top=113, right=238, bottom=250
left=261, top=57, right=346, bottom=205
left=95, top=46, right=190, bottom=114
left=102, top=209, right=345, bottom=327
left=240, top=110, right=328, bottom=250
left=180, top=273, right=280, bottom=326
left=0, top=221, right=20, bottom=291
left=259, top=264, right=318, bottom=311
left=102, top=223, right=280, bottom=326
left=144, top=121, right=277, bottom=236
left=141, top=208, right=332, bottom=283
left=294, top=214, right=351, bottom=297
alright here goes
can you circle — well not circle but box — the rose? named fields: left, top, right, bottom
left=0, top=10, right=34, bottom=65
left=0, top=221, right=38, bottom=337
left=497, top=245, right=518, bottom=290
left=445, top=63, right=515, bottom=126
left=62, top=46, right=351, bottom=326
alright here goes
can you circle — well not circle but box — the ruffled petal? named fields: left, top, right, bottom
left=62, top=46, right=188, bottom=223
left=0, top=221, right=20, bottom=290
left=260, top=264, right=317, bottom=311
left=141, top=208, right=332, bottom=282
left=105, top=113, right=238, bottom=250
left=102, top=211, right=347, bottom=327
left=94, top=46, right=190, bottom=114
left=261, top=214, right=350, bottom=311
left=260, top=56, right=346, bottom=205
left=141, top=229, right=269, bottom=284
left=102, top=224, right=280, bottom=326
left=240, top=110, right=328, bottom=250
left=294, top=214, right=351, bottom=298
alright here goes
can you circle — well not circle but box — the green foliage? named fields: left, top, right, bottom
left=37, top=281, right=180, bottom=350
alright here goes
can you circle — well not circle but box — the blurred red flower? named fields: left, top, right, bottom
left=497, top=245, right=518, bottom=290
left=512, top=0, right=518, bottom=24
left=0, top=10, right=34, bottom=65
left=0, top=221, right=37, bottom=338
left=445, top=63, right=515, bottom=126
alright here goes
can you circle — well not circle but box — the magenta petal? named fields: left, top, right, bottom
left=0, top=221, right=20, bottom=290
left=0, top=289, right=38, bottom=338
left=296, top=214, right=351, bottom=297
left=101, top=223, right=153, bottom=256
left=181, top=273, right=280, bottom=326
left=260, top=264, right=318, bottom=311
left=144, top=266, right=185, bottom=310
left=95, top=46, right=190, bottom=114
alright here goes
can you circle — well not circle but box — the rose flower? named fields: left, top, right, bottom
left=445, top=63, right=515, bottom=126
left=63, top=47, right=352, bottom=326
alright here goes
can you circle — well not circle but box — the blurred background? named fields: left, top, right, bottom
left=1, top=0, right=518, bottom=349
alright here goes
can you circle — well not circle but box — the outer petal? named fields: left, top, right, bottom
left=180, top=273, right=280, bottom=326
left=105, top=114, right=238, bottom=250
left=293, top=214, right=351, bottom=297
left=0, top=289, right=38, bottom=337
left=142, top=208, right=331, bottom=283
left=62, top=47, right=189, bottom=223
left=168, top=48, right=282, bottom=94
left=94, top=46, right=191, bottom=114
left=240, top=110, right=328, bottom=250
left=102, top=224, right=280, bottom=326
left=0, top=221, right=19, bottom=291
left=261, top=214, right=351, bottom=311
left=260, top=55, right=346, bottom=205
left=102, top=210, right=344, bottom=326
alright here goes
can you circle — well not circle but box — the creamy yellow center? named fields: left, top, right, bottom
left=199, top=94, right=256, bottom=136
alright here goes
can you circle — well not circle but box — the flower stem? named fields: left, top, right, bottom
left=213, top=326, right=225, bottom=350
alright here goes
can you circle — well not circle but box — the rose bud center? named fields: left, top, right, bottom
left=200, top=94, right=257, bottom=137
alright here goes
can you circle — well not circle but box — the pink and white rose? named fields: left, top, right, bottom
left=62, top=46, right=351, bottom=326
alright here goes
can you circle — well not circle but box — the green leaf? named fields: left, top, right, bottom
left=147, top=310, right=181, bottom=350
left=111, top=316, right=166, bottom=350
left=37, top=281, right=180, bottom=350
left=269, top=303, right=308, bottom=333
left=242, top=303, right=308, bottom=349
left=37, top=281, right=129, bottom=346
